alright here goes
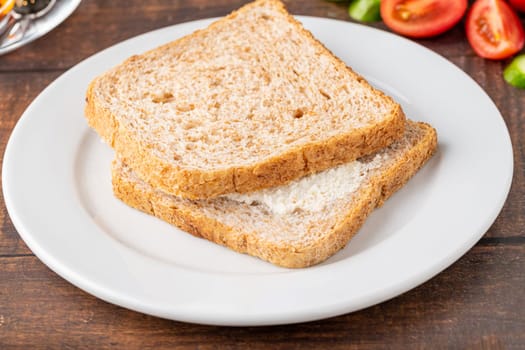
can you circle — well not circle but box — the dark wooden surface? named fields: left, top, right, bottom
left=1, top=0, right=524, bottom=348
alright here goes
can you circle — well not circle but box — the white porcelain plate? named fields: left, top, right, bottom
left=3, top=17, right=513, bottom=326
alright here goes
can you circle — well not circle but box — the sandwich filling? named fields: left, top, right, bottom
left=224, top=154, right=386, bottom=215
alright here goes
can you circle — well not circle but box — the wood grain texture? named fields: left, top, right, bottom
left=0, top=0, right=524, bottom=347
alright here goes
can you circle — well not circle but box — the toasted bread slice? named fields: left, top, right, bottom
left=86, top=0, right=405, bottom=199
left=112, top=121, right=436, bottom=268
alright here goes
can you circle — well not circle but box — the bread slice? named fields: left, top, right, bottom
left=112, top=121, right=437, bottom=268
left=86, top=0, right=406, bottom=200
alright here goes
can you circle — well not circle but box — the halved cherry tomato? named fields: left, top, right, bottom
left=380, top=0, right=468, bottom=38
left=508, top=0, right=525, bottom=13
left=466, top=0, right=525, bottom=60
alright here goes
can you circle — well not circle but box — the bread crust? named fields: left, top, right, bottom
left=112, top=122, right=437, bottom=268
left=86, top=0, right=406, bottom=200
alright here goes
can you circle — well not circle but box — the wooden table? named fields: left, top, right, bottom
left=1, top=1, right=524, bottom=348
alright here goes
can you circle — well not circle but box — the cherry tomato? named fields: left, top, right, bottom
left=508, top=0, right=525, bottom=13
left=380, top=0, right=468, bottom=38
left=466, top=0, right=525, bottom=60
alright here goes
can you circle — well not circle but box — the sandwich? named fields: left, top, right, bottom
left=85, top=0, right=437, bottom=268
left=113, top=121, right=436, bottom=268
